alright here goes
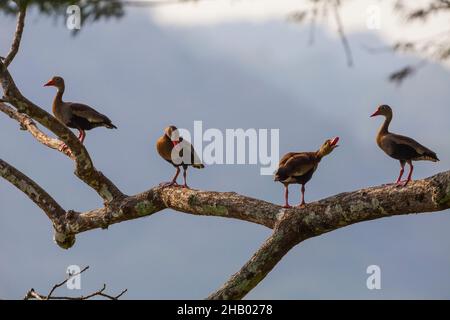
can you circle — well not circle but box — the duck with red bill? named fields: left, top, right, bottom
left=43, top=76, right=117, bottom=154
left=371, top=104, right=438, bottom=186
left=274, top=136, right=340, bottom=208
left=156, top=125, right=204, bottom=188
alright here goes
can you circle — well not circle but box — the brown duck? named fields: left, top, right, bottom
left=44, top=76, right=117, bottom=149
left=371, top=104, right=439, bottom=186
left=156, top=126, right=204, bottom=188
left=274, top=137, right=339, bottom=208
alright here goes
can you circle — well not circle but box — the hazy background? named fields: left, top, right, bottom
left=1, top=1, right=450, bottom=299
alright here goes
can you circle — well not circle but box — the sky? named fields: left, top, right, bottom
left=150, top=0, right=450, bottom=68
left=1, top=0, right=450, bottom=299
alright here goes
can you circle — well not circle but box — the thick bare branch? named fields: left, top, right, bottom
left=0, top=158, right=65, bottom=224
left=208, top=171, right=450, bottom=299
left=61, top=186, right=278, bottom=236
left=209, top=226, right=298, bottom=300
left=2, top=4, right=26, bottom=67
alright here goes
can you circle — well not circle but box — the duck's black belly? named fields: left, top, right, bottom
left=67, top=115, right=98, bottom=131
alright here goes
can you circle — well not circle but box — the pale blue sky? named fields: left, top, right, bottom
left=1, top=4, right=450, bottom=299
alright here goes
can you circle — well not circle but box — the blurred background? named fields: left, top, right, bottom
left=1, top=0, right=450, bottom=299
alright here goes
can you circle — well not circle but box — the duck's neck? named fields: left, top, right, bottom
left=52, top=86, right=65, bottom=111
left=378, top=114, right=392, bottom=136
left=315, top=149, right=326, bottom=160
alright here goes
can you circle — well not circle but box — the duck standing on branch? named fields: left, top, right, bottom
left=156, top=126, right=204, bottom=188
left=371, top=104, right=439, bottom=186
left=44, top=76, right=117, bottom=152
left=274, top=137, right=339, bottom=208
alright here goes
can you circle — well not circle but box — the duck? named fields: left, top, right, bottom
left=156, top=125, right=204, bottom=188
left=274, top=137, right=339, bottom=208
left=370, top=104, right=439, bottom=186
left=44, top=76, right=116, bottom=151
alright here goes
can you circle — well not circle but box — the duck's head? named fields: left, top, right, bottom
left=317, top=136, right=339, bottom=157
left=44, top=76, right=64, bottom=89
left=370, top=104, right=392, bottom=118
left=164, top=125, right=180, bottom=146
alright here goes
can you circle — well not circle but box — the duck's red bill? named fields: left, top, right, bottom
left=370, top=110, right=380, bottom=117
left=330, top=137, right=339, bottom=146
left=44, top=79, right=55, bottom=87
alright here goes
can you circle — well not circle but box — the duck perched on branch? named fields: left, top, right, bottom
left=274, top=137, right=339, bottom=208
left=156, top=126, right=204, bottom=188
left=44, top=76, right=117, bottom=151
left=371, top=104, right=439, bottom=186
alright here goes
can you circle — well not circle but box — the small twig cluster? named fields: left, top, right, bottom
left=23, top=266, right=127, bottom=300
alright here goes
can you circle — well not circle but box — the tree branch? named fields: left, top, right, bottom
left=208, top=226, right=298, bottom=300
left=61, top=186, right=278, bottom=236
left=0, top=102, right=74, bottom=159
left=2, top=3, right=26, bottom=67
left=47, top=266, right=90, bottom=298
left=208, top=171, right=450, bottom=299
left=24, top=266, right=127, bottom=300
left=332, top=0, right=353, bottom=67
left=0, top=158, right=66, bottom=225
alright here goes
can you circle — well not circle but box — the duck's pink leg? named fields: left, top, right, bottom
left=58, top=143, right=71, bottom=156
left=298, top=184, right=306, bottom=207
left=283, top=184, right=291, bottom=208
left=160, top=167, right=180, bottom=187
left=78, top=129, right=86, bottom=144
left=59, top=129, right=84, bottom=155
left=395, top=160, right=406, bottom=184
left=403, top=161, right=414, bottom=186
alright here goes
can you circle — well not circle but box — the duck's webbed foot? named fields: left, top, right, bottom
left=398, top=179, right=412, bottom=187
left=58, top=143, right=72, bottom=157
left=159, top=181, right=180, bottom=188
left=159, top=167, right=181, bottom=188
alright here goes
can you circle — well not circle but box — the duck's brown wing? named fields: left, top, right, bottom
left=69, top=103, right=117, bottom=129
left=283, top=152, right=319, bottom=176
left=381, top=133, right=439, bottom=161
left=278, top=152, right=298, bottom=167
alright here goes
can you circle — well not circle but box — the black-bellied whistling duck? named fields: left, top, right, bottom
left=371, top=104, right=439, bottom=186
left=156, top=126, right=204, bottom=188
left=274, top=137, right=339, bottom=208
left=44, top=76, right=117, bottom=151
